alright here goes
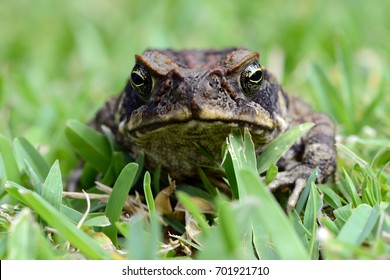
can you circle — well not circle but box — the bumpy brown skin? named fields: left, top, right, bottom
left=93, top=48, right=336, bottom=210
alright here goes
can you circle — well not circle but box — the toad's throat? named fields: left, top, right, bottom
left=117, top=119, right=278, bottom=180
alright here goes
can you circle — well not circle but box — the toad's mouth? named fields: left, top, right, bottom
left=123, top=118, right=275, bottom=135
left=121, top=105, right=278, bottom=135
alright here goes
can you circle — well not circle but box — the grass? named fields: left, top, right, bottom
left=1, top=0, right=389, bottom=259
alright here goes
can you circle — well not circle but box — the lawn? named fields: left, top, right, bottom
left=0, top=0, right=389, bottom=259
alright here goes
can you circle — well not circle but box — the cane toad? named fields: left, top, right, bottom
left=94, top=48, right=336, bottom=209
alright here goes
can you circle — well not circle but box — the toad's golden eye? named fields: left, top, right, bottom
left=240, top=61, right=264, bottom=95
left=130, top=64, right=153, bottom=99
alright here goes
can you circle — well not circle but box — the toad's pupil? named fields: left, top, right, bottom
left=250, top=70, right=263, bottom=83
left=131, top=72, right=144, bottom=86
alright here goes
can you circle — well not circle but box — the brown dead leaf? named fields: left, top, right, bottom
left=155, top=180, right=176, bottom=215
left=175, top=197, right=214, bottom=214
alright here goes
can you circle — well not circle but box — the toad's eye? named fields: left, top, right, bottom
left=130, top=64, right=153, bottom=99
left=240, top=61, right=264, bottom=96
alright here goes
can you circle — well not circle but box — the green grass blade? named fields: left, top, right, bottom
left=60, top=205, right=110, bottom=228
left=309, top=64, right=336, bottom=117
left=14, top=137, right=50, bottom=185
left=320, top=215, right=340, bottom=235
left=143, top=171, right=155, bottom=214
left=336, top=46, right=354, bottom=128
left=176, top=191, right=210, bottom=234
left=104, top=163, right=138, bottom=246
left=337, top=144, right=375, bottom=177
left=357, top=82, right=386, bottom=131
left=342, top=168, right=362, bottom=207
left=227, top=129, right=309, bottom=259
left=0, top=135, right=21, bottom=184
left=303, top=182, right=322, bottom=259
left=240, top=169, right=309, bottom=259
left=65, top=120, right=112, bottom=174
left=337, top=204, right=381, bottom=245
left=215, top=199, right=241, bottom=257
left=264, top=164, right=278, bottom=184
left=227, top=129, right=256, bottom=198
left=8, top=208, right=60, bottom=260
left=4, top=181, right=111, bottom=259
left=333, top=204, right=352, bottom=224
left=257, top=123, right=314, bottom=174
left=81, top=215, right=111, bottom=228
left=125, top=216, right=150, bottom=259
left=295, top=168, right=318, bottom=214
left=123, top=212, right=160, bottom=260
left=289, top=210, right=310, bottom=247
left=7, top=208, right=40, bottom=259
left=42, top=160, right=63, bottom=210
left=199, top=168, right=218, bottom=197
left=198, top=198, right=248, bottom=260
left=222, top=149, right=239, bottom=198
left=60, top=205, right=84, bottom=223
left=133, top=152, right=145, bottom=185
left=309, top=64, right=352, bottom=131
left=317, top=184, right=343, bottom=209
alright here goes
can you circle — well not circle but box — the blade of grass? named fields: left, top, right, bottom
left=14, top=137, right=50, bottom=186
left=337, top=144, right=376, bottom=178
left=240, top=169, right=309, bottom=259
left=118, top=213, right=161, bottom=260
left=342, top=168, right=362, bottom=207
left=7, top=208, right=40, bottom=259
left=289, top=210, right=310, bottom=247
left=320, top=215, right=340, bottom=236
left=176, top=191, right=210, bottom=235
left=61, top=205, right=110, bottom=228
left=336, top=45, right=354, bottom=129
left=199, top=168, right=218, bottom=197
left=198, top=198, right=246, bottom=259
left=103, top=163, right=138, bottom=246
left=0, top=135, right=21, bottom=184
left=41, top=160, right=63, bottom=210
left=257, top=123, right=314, bottom=174
left=227, top=129, right=308, bottom=259
left=337, top=204, right=381, bottom=245
left=303, top=182, right=322, bottom=259
left=309, top=64, right=336, bottom=117
left=295, top=168, right=318, bottom=214
left=143, top=171, right=155, bottom=215
left=8, top=208, right=60, bottom=259
left=81, top=215, right=111, bottom=228
left=65, top=120, right=112, bottom=174
left=4, top=181, right=112, bottom=259
left=222, top=149, right=239, bottom=198
left=264, top=164, right=278, bottom=184
left=357, top=81, right=386, bottom=131
left=317, top=184, right=343, bottom=209
left=333, top=204, right=352, bottom=224
left=309, top=64, right=352, bottom=130
left=215, top=199, right=241, bottom=257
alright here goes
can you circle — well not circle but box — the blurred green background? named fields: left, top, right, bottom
left=1, top=0, right=389, bottom=172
